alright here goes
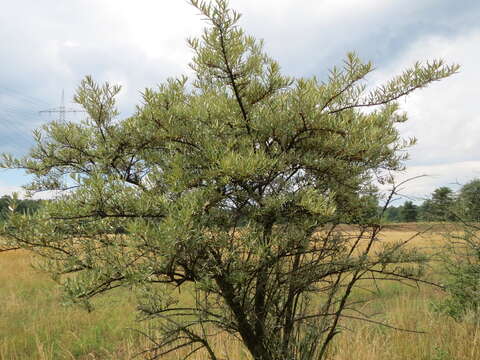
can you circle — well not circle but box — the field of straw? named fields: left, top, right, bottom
left=1, top=224, right=479, bottom=359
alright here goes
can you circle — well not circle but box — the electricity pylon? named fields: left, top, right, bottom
left=39, top=90, right=84, bottom=121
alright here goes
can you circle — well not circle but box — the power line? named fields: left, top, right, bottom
left=0, top=86, right=51, bottom=107
left=0, top=89, right=82, bottom=156
left=39, top=90, right=85, bottom=122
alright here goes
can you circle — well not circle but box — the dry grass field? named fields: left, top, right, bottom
left=1, top=224, right=479, bottom=359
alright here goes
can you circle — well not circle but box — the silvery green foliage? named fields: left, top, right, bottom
left=436, top=224, right=480, bottom=322
left=0, top=1, right=458, bottom=359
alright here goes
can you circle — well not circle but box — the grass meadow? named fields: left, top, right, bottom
left=1, top=224, right=479, bottom=359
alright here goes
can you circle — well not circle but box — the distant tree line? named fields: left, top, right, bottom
left=1, top=178, right=478, bottom=224
left=0, top=195, right=44, bottom=220
left=383, top=179, right=480, bottom=222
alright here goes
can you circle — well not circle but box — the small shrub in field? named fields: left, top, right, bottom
left=436, top=224, right=480, bottom=322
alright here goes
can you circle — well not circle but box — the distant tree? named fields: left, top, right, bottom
left=422, top=187, right=456, bottom=221
left=419, top=199, right=433, bottom=221
left=401, top=201, right=418, bottom=222
left=359, top=193, right=381, bottom=223
left=0, top=195, right=10, bottom=219
left=0, top=1, right=458, bottom=359
left=458, top=179, right=480, bottom=221
left=18, top=199, right=43, bottom=214
left=0, top=195, right=43, bottom=220
left=345, top=188, right=381, bottom=225
left=384, top=206, right=401, bottom=222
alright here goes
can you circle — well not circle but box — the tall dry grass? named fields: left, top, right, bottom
left=330, top=281, right=479, bottom=360
left=1, top=225, right=478, bottom=359
left=0, top=250, right=144, bottom=359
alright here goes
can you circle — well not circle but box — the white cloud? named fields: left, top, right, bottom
left=370, top=29, right=480, bottom=167
left=0, top=0, right=479, bottom=200
left=63, top=40, right=80, bottom=48
left=379, top=161, right=480, bottom=203
left=0, top=184, right=57, bottom=200
left=100, top=1, right=202, bottom=64
left=0, top=185, right=22, bottom=198
left=363, top=29, right=480, bottom=202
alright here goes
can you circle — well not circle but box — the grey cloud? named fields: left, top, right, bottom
left=378, top=161, right=480, bottom=204
left=0, top=0, right=479, bottom=198
left=231, top=0, right=480, bottom=78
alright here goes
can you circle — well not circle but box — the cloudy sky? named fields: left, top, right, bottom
left=1, top=0, right=479, bottom=202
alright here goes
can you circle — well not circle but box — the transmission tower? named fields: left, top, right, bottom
left=39, top=90, right=84, bottom=121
